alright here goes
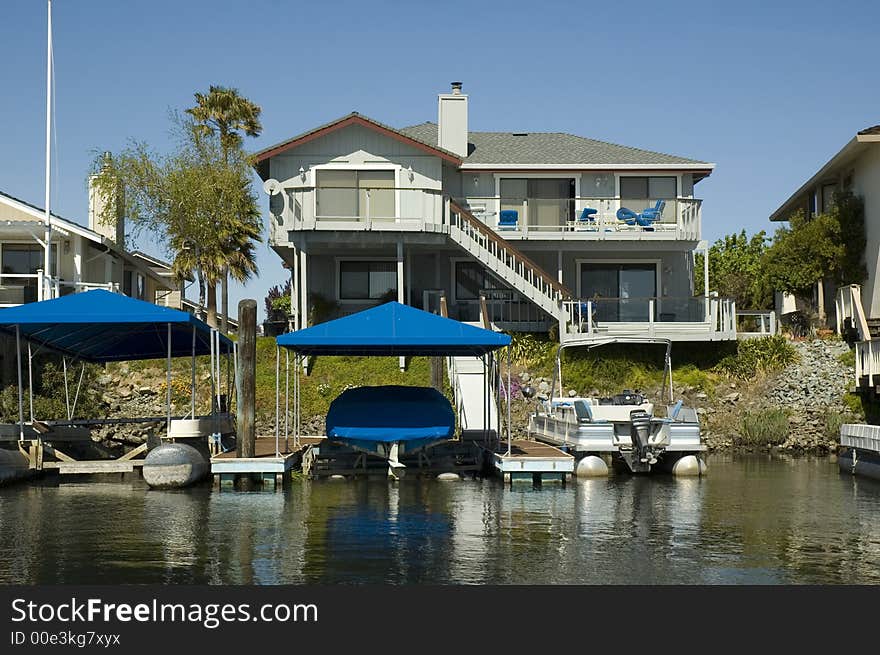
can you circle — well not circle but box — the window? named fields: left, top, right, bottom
left=1, top=244, right=57, bottom=304
left=339, top=261, right=397, bottom=300
left=124, top=270, right=146, bottom=300
left=619, top=176, right=677, bottom=199
left=579, top=262, right=656, bottom=321
left=316, top=170, right=395, bottom=219
left=821, top=183, right=836, bottom=214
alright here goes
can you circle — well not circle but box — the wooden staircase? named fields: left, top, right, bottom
left=446, top=200, right=572, bottom=323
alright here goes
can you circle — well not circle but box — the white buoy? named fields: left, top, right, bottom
left=436, top=472, right=461, bottom=481
left=142, top=442, right=209, bottom=489
left=576, top=455, right=608, bottom=477
left=329, top=474, right=346, bottom=481
left=671, top=455, right=707, bottom=477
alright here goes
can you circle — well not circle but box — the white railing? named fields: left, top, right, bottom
left=446, top=200, right=569, bottom=320
left=457, top=196, right=702, bottom=240
left=278, top=186, right=443, bottom=230
left=736, top=310, right=778, bottom=338
left=446, top=354, right=469, bottom=432
left=856, top=340, right=880, bottom=388
left=561, top=295, right=736, bottom=340
left=836, top=284, right=870, bottom=341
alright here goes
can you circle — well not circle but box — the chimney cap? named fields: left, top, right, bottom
left=451, top=81, right=463, bottom=94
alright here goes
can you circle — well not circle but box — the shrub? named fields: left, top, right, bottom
left=737, top=408, right=790, bottom=447
left=507, top=333, right=555, bottom=369
left=714, top=335, right=798, bottom=379
left=837, top=348, right=856, bottom=368
left=824, top=410, right=845, bottom=441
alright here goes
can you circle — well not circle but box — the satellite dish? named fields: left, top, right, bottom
left=263, top=179, right=282, bottom=196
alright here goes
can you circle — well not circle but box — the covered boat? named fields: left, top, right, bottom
left=326, top=385, right=455, bottom=459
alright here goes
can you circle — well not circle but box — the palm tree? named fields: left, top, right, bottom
left=186, top=86, right=262, bottom=333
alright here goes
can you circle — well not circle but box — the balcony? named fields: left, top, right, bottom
left=0, top=271, right=119, bottom=308
left=457, top=196, right=702, bottom=241
left=561, top=295, right=736, bottom=341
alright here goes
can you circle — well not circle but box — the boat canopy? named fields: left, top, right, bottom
left=0, top=289, right=232, bottom=362
left=276, top=301, right=510, bottom=356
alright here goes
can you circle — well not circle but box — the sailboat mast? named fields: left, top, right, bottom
left=43, top=0, right=53, bottom=301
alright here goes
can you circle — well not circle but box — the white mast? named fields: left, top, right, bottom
left=43, top=0, right=53, bottom=301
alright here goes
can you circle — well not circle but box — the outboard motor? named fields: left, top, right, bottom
left=629, top=409, right=653, bottom=463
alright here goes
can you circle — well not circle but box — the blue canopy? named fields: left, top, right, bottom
left=276, top=301, right=510, bottom=356
left=0, top=289, right=233, bottom=362
left=326, top=385, right=455, bottom=451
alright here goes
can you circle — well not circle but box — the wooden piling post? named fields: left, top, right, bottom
left=236, top=299, right=257, bottom=460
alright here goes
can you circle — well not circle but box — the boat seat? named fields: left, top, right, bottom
left=573, top=400, right=610, bottom=424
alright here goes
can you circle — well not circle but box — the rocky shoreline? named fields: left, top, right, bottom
left=71, top=338, right=861, bottom=457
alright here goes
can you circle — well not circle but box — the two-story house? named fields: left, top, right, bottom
left=255, top=83, right=731, bottom=342
left=770, top=125, right=880, bottom=327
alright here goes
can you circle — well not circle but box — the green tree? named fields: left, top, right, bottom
left=91, top=113, right=262, bottom=328
left=695, top=230, right=772, bottom=309
left=186, top=86, right=262, bottom=333
left=763, top=191, right=866, bottom=322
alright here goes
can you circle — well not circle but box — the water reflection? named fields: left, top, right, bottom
left=1, top=456, right=880, bottom=584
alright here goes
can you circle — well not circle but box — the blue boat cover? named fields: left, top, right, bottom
left=326, top=385, right=455, bottom=450
left=0, top=289, right=232, bottom=361
left=276, top=301, right=510, bottom=356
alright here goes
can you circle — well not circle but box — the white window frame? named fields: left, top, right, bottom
left=312, top=164, right=401, bottom=220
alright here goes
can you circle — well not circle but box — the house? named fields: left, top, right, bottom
left=770, top=125, right=880, bottom=324
left=0, top=188, right=168, bottom=307
left=254, top=83, right=733, bottom=342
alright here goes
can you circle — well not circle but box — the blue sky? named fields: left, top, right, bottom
left=2, top=0, right=878, bottom=318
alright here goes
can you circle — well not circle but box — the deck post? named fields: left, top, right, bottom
left=166, top=322, right=172, bottom=439
left=236, top=299, right=257, bottom=460
left=15, top=325, right=24, bottom=441
left=397, top=239, right=405, bottom=370
left=27, top=342, right=34, bottom=422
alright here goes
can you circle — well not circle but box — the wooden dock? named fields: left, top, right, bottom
left=211, top=436, right=323, bottom=489
left=484, top=439, right=574, bottom=484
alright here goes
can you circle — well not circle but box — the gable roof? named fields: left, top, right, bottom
left=0, top=189, right=168, bottom=289
left=252, top=113, right=463, bottom=179
left=770, top=125, right=880, bottom=221
left=400, top=122, right=713, bottom=172
left=276, top=301, right=510, bottom=356
left=0, top=289, right=232, bottom=362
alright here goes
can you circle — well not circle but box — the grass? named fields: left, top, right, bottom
left=737, top=408, right=790, bottom=447
left=837, top=348, right=856, bottom=368
left=714, top=335, right=798, bottom=380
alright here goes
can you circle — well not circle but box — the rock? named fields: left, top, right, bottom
left=520, top=373, right=531, bottom=382
left=137, top=386, right=156, bottom=396
left=97, top=375, right=112, bottom=386
left=568, top=390, right=578, bottom=397
left=723, top=392, right=740, bottom=403
left=696, top=392, right=709, bottom=400
left=538, top=381, right=550, bottom=393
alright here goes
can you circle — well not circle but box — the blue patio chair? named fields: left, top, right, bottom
left=498, top=209, right=519, bottom=230
left=578, top=207, right=598, bottom=222
left=617, top=207, right=639, bottom=225
left=640, top=199, right=666, bottom=221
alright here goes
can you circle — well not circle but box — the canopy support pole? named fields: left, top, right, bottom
left=27, top=342, right=34, bottom=422
left=274, top=345, right=280, bottom=457
left=507, top=346, right=511, bottom=456
left=166, top=322, right=171, bottom=440
left=285, top=348, right=290, bottom=453
left=190, top=325, right=196, bottom=418
left=16, top=325, right=24, bottom=440
left=215, top=329, right=221, bottom=414
left=71, top=362, right=84, bottom=419
left=210, top=328, right=216, bottom=415
left=62, top=356, right=71, bottom=421
left=295, top=352, right=301, bottom=449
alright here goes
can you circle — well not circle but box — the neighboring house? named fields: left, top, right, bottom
left=130, top=251, right=239, bottom=333
left=254, top=83, right=732, bottom=342
left=0, top=188, right=168, bottom=308
left=770, top=125, right=880, bottom=325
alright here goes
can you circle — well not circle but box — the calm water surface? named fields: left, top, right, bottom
left=1, top=454, right=879, bottom=584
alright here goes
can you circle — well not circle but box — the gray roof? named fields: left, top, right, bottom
left=400, top=122, right=710, bottom=167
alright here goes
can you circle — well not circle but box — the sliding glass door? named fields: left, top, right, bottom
left=579, top=263, right=656, bottom=321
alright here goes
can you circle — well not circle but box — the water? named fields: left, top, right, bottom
left=1, top=455, right=879, bottom=584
